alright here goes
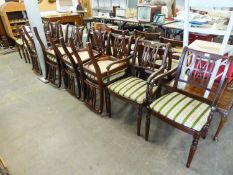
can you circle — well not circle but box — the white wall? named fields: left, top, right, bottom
left=0, top=0, right=5, bottom=6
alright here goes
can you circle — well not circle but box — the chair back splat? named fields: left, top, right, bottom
left=106, top=31, right=130, bottom=59
left=34, top=27, right=62, bottom=87
left=133, top=39, right=171, bottom=77
left=22, top=26, right=41, bottom=75
left=174, top=47, right=231, bottom=106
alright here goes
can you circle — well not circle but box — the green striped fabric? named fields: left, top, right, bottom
left=149, top=92, right=211, bottom=131
left=108, top=76, right=155, bottom=104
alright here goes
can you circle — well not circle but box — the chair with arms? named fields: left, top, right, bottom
left=107, top=39, right=171, bottom=135
left=145, top=47, right=232, bottom=167
left=83, top=42, right=131, bottom=114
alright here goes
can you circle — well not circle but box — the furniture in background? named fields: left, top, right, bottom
left=159, top=36, right=183, bottom=70
left=0, top=2, right=28, bottom=39
left=41, top=11, right=84, bottom=26
left=145, top=47, right=232, bottom=168
left=182, top=0, right=233, bottom=98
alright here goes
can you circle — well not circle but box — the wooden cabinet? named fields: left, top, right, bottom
left=0, top=2, right=28, bottom=40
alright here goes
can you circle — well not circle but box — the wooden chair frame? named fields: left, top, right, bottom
left=107, top=39, right=171, bottom=135
left=22, top=26, right=41, bottom=75
left=33, top=27, right=62, bottom=88
left=145, top=47, right=232, bottom=167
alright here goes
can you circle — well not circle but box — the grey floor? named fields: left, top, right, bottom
left=0, top=52, right=233, bottom=175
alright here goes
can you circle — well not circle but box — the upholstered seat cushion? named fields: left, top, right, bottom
left=149, top=92, right=211, bottom=131
left=108, top=76, right=154, bottom=104
left=15, top=39, right=23, bottom=45
left=84, top=56, right=125, bottom=74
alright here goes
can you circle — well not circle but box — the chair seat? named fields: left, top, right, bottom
left=108, top=76, right=153, bottom=104
left=149, top=92, right=211, bottom=131
left=84, top=56, right=123, bottom=75
left=47, top=46, right=72, bottom=56
left=15, top=39, right=23, bottom=46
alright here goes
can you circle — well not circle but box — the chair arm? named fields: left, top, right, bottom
left=149, top=67, right=178, bottom=85
left=147, top=66, right=166, bottom=84
left=106, top=55, right=133, bottom=72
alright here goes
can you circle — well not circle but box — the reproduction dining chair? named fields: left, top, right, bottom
left=145, top=47, right=232, bottom=168
left=14, top=24, right=30, bottom=63
left=107, top=39, right=171, bottom=135
left=106, top=31, right=130, bottom=59
left=33, top=27, right=63, bottom=88
left=22, top=26, right=41, bottom=75
left=87, top=27, right=108, bottom=54
left=83, top=42, right=131, bottom=114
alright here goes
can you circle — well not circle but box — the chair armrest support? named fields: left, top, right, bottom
left=106, top=55, right=133, bottom=72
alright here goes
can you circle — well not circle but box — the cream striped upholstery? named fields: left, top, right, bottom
left=149, top=92, right=211, bottom=131
left=108, top=76, right=156, bottom=104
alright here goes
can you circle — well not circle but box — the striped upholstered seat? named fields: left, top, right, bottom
left=108, top=76, right=156, bottom=104
left=149, top=92, right=211, bottom=131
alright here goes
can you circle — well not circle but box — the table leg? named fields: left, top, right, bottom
left=213, top=114, right=228, bottom=141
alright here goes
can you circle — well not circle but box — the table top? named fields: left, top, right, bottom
left=189, top=40, right=233, bottom=55
left=93, top=16, right=139, bottom=23
left=162, top=21, right=233, bottom=35
left=41, top=11, right=82, bottom=18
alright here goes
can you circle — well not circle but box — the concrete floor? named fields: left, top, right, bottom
left=0, top=52, right=232, bottom=175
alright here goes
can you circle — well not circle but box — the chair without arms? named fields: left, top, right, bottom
left=14, top=24, right=30, bottom=63
left=145, top=47, right=232, bottom=167
left=22, top=26, right=41, bottom=75
left=107, top=39, right=171, bottom=135
left=33, top=27, right=63, bottom=88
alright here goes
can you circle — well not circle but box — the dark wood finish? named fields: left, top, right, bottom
left=42, top=13, right=84, bottom=26
left=87, top=27, right=108, bottom=54
left=106, top=31, right=130, bottom=60
left=145, top=47, right=232, bottom=168
left=107, top=39, right=171, bottom=135
left=83, top=42, right=130, bottom=114
left=22, top=26, right=41, bottom=75
left=33, top=27, right=61, bottom=88
left=133, top=30, right=161, bottom=41
left=14, top=23, right=30, bottom=63
left=159, top=36, right=183, bottom=70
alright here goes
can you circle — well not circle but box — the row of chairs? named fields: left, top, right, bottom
left=17, top=22, right=231, bottom=168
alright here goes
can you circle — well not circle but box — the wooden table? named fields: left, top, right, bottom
left=93, top=16, right=140, bottom=29
left=161, top=21, right=233, bottom=39
left=41, top=12, right=83, bottom=25
left=166, top=80, right=233, bottom=141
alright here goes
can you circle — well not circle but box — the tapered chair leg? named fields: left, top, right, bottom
left=137, top=105, right=143, bottom=136
left=186, top=133, right=200, bottom=168
left=105, top=88, right=111, bottom=117
left=17, top=45, right=23, bottom=59
left=145, top=109, right=151, bottom=141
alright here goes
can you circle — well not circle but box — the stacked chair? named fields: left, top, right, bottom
left=18, top=21, right=233, bottom=168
